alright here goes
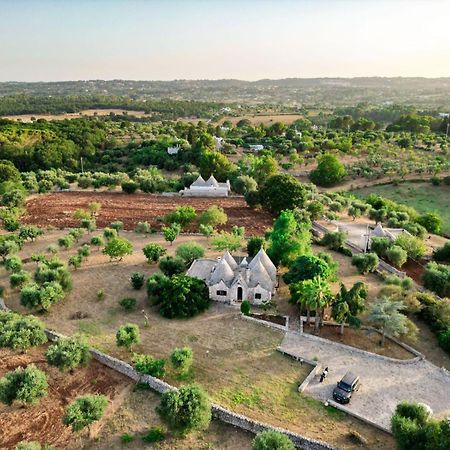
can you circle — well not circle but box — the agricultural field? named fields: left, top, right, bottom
left=22, top=192, right=274, bottom=235
left=352, top=181, right=450, bottom=235
left=0, top=345, right=132, bottom=449
left=0, top=230, right=395, bottom=450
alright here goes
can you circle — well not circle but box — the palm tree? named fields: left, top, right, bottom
left=291, top=276, right=333, bottom=333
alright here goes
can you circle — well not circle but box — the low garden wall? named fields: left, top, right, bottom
left=42, top=327, right=335, bottom=450
left=240, top=313, right=289, bottom=332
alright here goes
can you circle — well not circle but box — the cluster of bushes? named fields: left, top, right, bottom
left=391, top=401, right=450, bottom=450
left=18, top=256, right=72, bottom=311
left=147, top=274, right=210, bottom=319
left=416, top=292, right=450, bottom=354
left=422, top=262, right=450, bottom=298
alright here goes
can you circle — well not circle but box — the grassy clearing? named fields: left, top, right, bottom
left=352, top=181, right=450, bottom=235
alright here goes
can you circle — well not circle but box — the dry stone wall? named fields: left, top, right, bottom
left=41, top=327, right=336, bottom=450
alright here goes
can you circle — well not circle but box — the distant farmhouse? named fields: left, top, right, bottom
left=167, top=144, right=181, bottom=155
left=213, top=136, right=224, bottom=151
left=179, top=175, right=231, bottom=197
left=187, top=249, right=277, bottom=305
left=247, top=144, right=264, bottom=153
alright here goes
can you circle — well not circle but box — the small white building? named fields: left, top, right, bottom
left=247, top=144, right=264, bottom=152
left=213, top=136, right=224, bottom=150
left=167, top=144, right=181, bottom=155
left=187, top=249, right=277, bottom=305
left=368, top=223, right=411, bottom=248
left=179, top=175, right=231, bottom=197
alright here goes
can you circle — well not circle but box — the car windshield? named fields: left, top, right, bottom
left=337, top=381, right=352, bottom=392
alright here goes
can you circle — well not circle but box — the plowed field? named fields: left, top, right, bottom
left=0, top=346, right=131, bottom=450
left=23, top=192, right=274, bottom=235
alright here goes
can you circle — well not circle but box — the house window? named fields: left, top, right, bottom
left=216, top=290, right=227, bottom=296
left=255, top=293, right=262, bottom=300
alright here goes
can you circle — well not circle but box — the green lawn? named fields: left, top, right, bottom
left=352, top=182, right=450, bottom=235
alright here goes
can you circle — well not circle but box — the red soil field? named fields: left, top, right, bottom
left=22, top=192, right=274, bottom=235
left=0, top=346, right=131, bottom=450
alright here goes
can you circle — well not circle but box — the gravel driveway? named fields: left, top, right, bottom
left=279, top=332, right=450, bottom=430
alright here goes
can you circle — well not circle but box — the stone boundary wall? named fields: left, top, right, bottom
left=289, top=330, right=422, bottom=365
left=327, top=399, right=391, bottom=434
left=211, top=404, right=337, bottom=450
left=42, top=327, right=335, bottom=450
left=240, top=313, right=289, bottom=332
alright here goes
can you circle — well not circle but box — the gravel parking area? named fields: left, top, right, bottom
left=280, top=332, right=450, bottom=430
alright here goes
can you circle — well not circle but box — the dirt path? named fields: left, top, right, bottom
left=22, top=191, right=274, bottom=236
left=279, top=332, right=450, bottom=431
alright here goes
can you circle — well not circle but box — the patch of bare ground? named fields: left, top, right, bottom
left=0, top=230, right=395, bottom=450
left=80, top=388, right=255, bottom=450
left=0, top=345, right=132, bottom=450
left=22, top=192, right=274, bottom=236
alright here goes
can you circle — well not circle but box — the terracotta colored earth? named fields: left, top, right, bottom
left=23, top=192, right=274, bottom=236
left=0, top=345, right=131, bottom=450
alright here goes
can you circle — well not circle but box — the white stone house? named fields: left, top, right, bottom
left=179, top=175, right=231, bottom=197
left=167, top=144, right=181, bottom=155
left=247, top=144, right=264, bottom=152
left=187, top=249, right=277, bottom=305
left=213, top=136, right=224, bottom=150
left=368, top=223, right=411, bottom=249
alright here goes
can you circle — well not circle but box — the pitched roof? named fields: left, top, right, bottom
left=248, top=259, right=273, bottom=291
left=186, top=258, right=216, bottom=281
left=222, top=250, right=238, bottom=270
left=209, top=257, right=235, bottom=286
left=249, top=248, right=277, bottom=281
left=205, top=175, right=219, bottom=187
left=191, top=175, right=206, bottom=187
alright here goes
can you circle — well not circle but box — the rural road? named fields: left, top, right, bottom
left=279, top=331, right=450, bottom=430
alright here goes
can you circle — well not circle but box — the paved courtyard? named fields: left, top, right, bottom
left=279, top=332, right=450, bottom=431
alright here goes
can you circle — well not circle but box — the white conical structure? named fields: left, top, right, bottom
left=209, top=257, right=234, bottom=286
left=249, top=248, right=277, bottom=281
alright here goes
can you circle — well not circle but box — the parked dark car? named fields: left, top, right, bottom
left=332, top=372, right=360, bottom=404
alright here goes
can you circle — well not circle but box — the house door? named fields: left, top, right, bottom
left=237, top=286, right=243, bottom=301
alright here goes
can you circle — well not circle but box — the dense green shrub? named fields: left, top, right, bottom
left=103, top=237, right=133, bottom=261
left=386, top=245, right=408, bottom=268
left=164, top=206, right=196, bottom=228
left=10, top=270, right=31, bottom=289
left=252, top=430, right=295, bottom=450
left=240, top=299, right=251, bottom=316
left=433, top=241, right=450, bottom=262
left=63, top=395, right=108, bottom=432
left=175, top=242, right=204, bottom=266
left=142, top=427, right=165, bottom=443
left=130, top=272, right=145, bottom=290
left=159, top=256, right=186, bottom=277
left=247, top=236, right=266, bottom=257
left=143, top=243, right=166, bottom=263
left=0, top=364, right=48, bottom=406
left=170, top=347, right=193, bottom=375
left=370, top=237, right=392, bottom=257
left=116, top=324, right=140, bottom=351
left=119, top=297, right=137, bottom=311
left=198, top=206, right=228, bottom=228
left=320, top=231, right=347, bottom=251
left=45, top=336, right=91, bottom=372
left=283, top=255, right=330, bottom=284
left=121, top=181, right=139, bottom=193
left=422, top=262, right=450, bottom=297
left=148, top=274, right=209, bottom=319
left=310, top=154, right=346, bottom=187
left=351, top=252, right=379, bottom=274
left=0, top=311, right=47, bottom=351
left=132, top=353, right=166, bottom=378
left=157, top=384, right=211, bottom=434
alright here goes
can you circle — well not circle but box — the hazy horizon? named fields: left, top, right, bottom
left=1, top=0, right=450, bottom=82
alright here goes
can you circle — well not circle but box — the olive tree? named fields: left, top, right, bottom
left=63, top=395, right=108, bottom=432
left=0, top=364, right=48, bottom=406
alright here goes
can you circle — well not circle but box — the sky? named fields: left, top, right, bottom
left=1, top=0, right=450, bottom=81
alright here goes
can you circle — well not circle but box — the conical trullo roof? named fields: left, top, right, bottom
left=191, top=175, right=206, bottom=187
left=209, top=257, right=234, bottom=286
left=249, top=248, right=276, bottom=281
left=222, top=250, right=238, bottom=270
left=249, top=259, right=273, bottom=291
left=205, top=175, right=219, bottom=187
